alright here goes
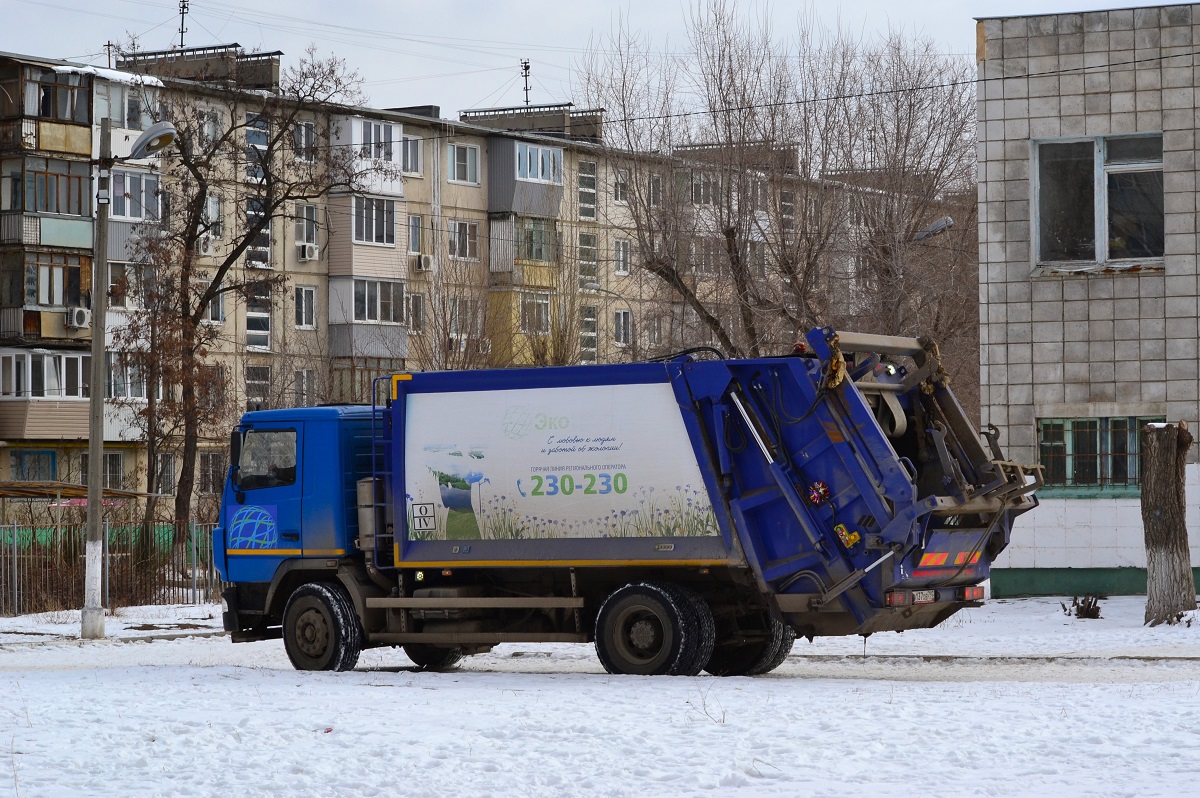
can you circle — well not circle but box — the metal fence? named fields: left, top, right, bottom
left=0, top=522, right=221, bottom=616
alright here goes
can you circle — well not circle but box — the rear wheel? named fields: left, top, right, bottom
left=595, top=582, right=695, bottom=676
left=673, top=586, right=716, bottom=677
left=282, top=583, right=363, bottom=672
left=704, top=614, right=795, bottom=677
left=403, top=644, right=464, bottom=671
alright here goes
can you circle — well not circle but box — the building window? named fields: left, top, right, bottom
left=105, top=353, right=147, bottom=400
left=245, top=365, right=271, bottom=410
left=293, top=121, right=316, bottom=162
left=79, top=451, right=123, bottom=488
left=1037, top=135, right=1164, bottom=266
left=246, top=113, right=269, bottom=180
left=200, top=279, right=224, bottom=323
left=578, top=233, right=598, bottom=288
left=22, top=158, right=91, bottom=216
left=579, top=304, right=597, bottom=363
left=353, top=197, right=395, bottom=245
left=25, top=252, right=84, bottom=307
left=401, top=135, right=421, bottom=174
left=449, top=297, right=483, bottom=337
left=646, top=316, right=663, bottom=347
left=614, top=309, right=632, bottom=346
left=516, top=142, right=563, bottom=184
left=110, top=263, right=146, bottom=309
left=579, top=161, right=597, bottom=219
left=353, top=279, right=404, bottom=323
left=203, top=193, right=224, bottom=238
left=408, top=214, right=423, bottom=254
left=406, top=292, right=425, bottom=332
left=519, top=218, right=556, bottom=262
left=614, top=239, right=631, bottom=275
left=246, top=198, right=271, bottom=267
left=361, top=120, right=394, bottom=160
left=692, top=171, right=719, bottom=205
left=0, top=352, right=90, bottom=399
left=1038, top=416, right=1165, bottom=494
left=294, top=369, right=317, bottom=407
left=199, top=451, right=226, bottom=495
left=102, top=452, right=124, bottom=490
left=294, top=285, right=316, bottom=329
left=112, top=170, right=160, bottom=221
left=520, top=291, right=551, bottom=335
left=246, top=282, right=272, bottom=350
left=448, top=220, right=479, bottom=260
left=196, top=364, right=226, bottom=412
left=26, top=68, right=89, bottom=123
left=780, top=189, right=795, bottom=235
left=295, top=203, right=318, bottom=246
left=648, top=174, right=662, bottom=207
left=613, top=168, right=629, bottom=203
left=155, top=453, right=175, bottom=496
left=449, top=143, right=479, bottom=184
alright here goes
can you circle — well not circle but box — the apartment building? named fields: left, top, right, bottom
left=0, top=43, right=899, bottom=523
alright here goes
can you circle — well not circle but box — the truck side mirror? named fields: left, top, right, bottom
left=229, top=428, right=242, bottom=489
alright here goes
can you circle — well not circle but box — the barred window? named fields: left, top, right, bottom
left=1038, top=416, right=1164, bottom=492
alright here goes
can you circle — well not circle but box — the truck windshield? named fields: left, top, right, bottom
left=237, top=429, right=297, bottom=490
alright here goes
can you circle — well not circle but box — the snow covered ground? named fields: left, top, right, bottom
left=2, top=597, right=1198, bottom=797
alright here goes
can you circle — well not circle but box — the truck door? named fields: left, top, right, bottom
left=223, top=423, right=304, bottom=584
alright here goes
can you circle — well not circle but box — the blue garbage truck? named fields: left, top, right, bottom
left=215, top=328, right=1040, bottom=675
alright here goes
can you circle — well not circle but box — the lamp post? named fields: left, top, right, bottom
left=82, top=118, right=177, bottom=640
left=582, top=281, right=635, bottom=361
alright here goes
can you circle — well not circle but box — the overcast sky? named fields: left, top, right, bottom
left=7, top=0, right=1179, bottom=115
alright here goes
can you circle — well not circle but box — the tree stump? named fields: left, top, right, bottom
left=1140, top=421, right=1197, bottom=626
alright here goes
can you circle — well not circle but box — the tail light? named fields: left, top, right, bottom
left=885, top=590, right=913, bottom=607
left=958, top=585, right=985, bottom=601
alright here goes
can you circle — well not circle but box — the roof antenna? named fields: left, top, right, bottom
left=178, top=0, right=189, bottom=49
left=520, top=59, right=531, bottom=106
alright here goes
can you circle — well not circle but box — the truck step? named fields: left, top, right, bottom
left=367, top=632, right=588, bottom=645
left=365, top=597, right=585, bottom=610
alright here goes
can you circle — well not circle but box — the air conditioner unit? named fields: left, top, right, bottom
left=414, top=253, right=432, bottom=271
left=298, top=243, right=319, bottom=261
left=66, top=306, right=92, bottom=330
left=196, top=236, right=213, bottom=256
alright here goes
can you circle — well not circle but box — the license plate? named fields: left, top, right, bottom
left=912, top=589, right=936, bottom=604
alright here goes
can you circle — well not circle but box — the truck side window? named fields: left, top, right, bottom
left=237, top=429, right=297, bottom=490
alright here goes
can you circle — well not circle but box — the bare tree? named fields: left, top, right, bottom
left=1141, top=421, right=1197, bottom=626
left=579, top=4, right=978, bottom=371
left=405, top=256, right=492, bottom=372
left=117, top=48, right=395, bottom=527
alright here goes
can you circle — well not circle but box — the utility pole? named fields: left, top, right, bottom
left=83, top=119, right=177, bottom=640
left=521, top=60, right=531, bottom=106
left=82, top=118, right=112, bottom=640
left=178, top=0, right=190, bottom=49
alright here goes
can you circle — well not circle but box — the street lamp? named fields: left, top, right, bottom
left=582, top=281, right=636, bottom=360
left=82, top=118, right=177, bottom=640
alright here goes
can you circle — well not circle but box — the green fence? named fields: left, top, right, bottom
left=0, top=522, right=221, bottom=616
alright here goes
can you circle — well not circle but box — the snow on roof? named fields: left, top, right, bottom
left=52, top=64, right=165, bottom=88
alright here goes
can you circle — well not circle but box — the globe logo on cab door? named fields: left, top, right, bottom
left=228, top=505, right=278, bottom=549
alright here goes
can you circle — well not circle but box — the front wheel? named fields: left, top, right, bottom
left=282, top=583, right=363, bottom=672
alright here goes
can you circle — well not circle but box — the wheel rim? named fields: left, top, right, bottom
left=613, top=605, right=667, bottom=666
left=294, top=606, right=331, bottom=659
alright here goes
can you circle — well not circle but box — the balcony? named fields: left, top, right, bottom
left=0, top=212, right=39, bottom=246
left=0, top=119, right=37, bottom=151
left=0, top=397, right=89, bottom=440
